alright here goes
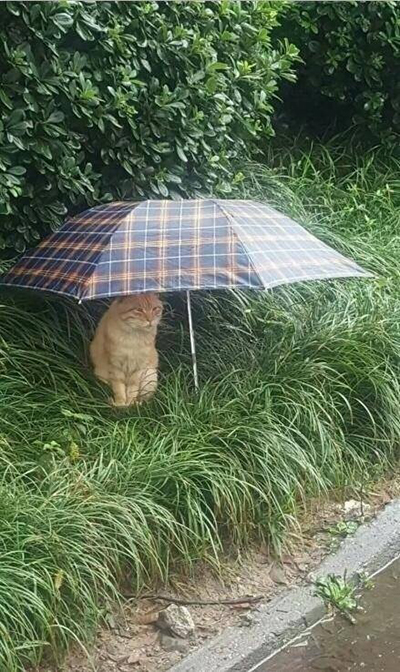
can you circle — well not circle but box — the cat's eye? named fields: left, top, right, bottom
left=153, top=307, right=161, bottom=314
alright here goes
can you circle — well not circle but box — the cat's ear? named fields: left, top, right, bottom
left=111, top=297, right=123, bottom=310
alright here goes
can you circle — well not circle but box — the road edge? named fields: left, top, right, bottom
left=170, top=499, right=400, bottom=672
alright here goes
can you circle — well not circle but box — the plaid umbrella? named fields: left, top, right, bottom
left=0, top=199, right=372, bottom=387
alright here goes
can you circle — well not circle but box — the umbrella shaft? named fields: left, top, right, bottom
left=186, top=291, right=199, bottom=391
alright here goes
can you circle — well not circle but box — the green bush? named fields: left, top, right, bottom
left=0, top=0, right=297, bottom=254
left=281, top=0, right=400, bottom=136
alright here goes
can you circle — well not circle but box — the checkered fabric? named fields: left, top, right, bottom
left=0, top=199, right=371, bottom=301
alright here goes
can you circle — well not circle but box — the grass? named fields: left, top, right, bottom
left=314, top=573, right=358, bottom=620
left=0, top=135, right=400, bottom=669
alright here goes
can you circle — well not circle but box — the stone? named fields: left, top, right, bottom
left=127, top=650, right=142, bottom=664
left=157, top=604, right=195, bottom=639
left=239, top=612, right=254, bottom=627
left=159, top=633, right=190, bottom=654
left=269, top=563, right=288, bottom=585
left=344, top=499, right=372, bottom=520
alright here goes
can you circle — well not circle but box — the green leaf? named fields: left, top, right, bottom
left=0, top=202, right=11, bottom=215
left=176, top=144, right=188, bottom=162
left=207, top=62, right=228, bottom=72
left=205, top=76, right=219, bottom=94
left=53, top=12, right=74, bottom=29
left=8, top=166, right=26, bottom=176
left=5, top=109, right=25, bottom=128
left=0, top=88, right=12, bottom=109
left=34, top=141, right=53, bottom=160
left=157, top=180, right=169, bottom=197
left=47, top=111, right=65, bottom=124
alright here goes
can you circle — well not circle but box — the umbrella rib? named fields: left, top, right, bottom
left=78, top=209, right=138, bottom=301
left=211, top=199, right=264, bottom=289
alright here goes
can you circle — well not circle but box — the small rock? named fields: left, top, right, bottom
left=269, top=563, right=288, bottom=585
left=296, top=563, right=309, bottom=573
left=344, top=499, right=371, bottom=520
left=127, top=650, right=142, bottom=665
left=157, top=604, right=195, bottom=639
left=105, top=643, right=122, bottom=661
left=239, top=612, right=254, bottom=627
left=159, top=633, right=190, bottom=654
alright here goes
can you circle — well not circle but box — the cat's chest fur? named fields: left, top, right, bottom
left=106, top=327, right=157, bottom=373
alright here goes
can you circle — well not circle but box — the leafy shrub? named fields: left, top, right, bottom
left=0, top=0, right=298, bottom=254
left=281, top=0, right=400, bottom=136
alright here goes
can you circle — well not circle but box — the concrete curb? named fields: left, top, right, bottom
left=170, top=500, right=400, bottom=672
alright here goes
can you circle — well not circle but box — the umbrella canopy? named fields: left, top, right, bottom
left=0, top=199, right=371, bottom=301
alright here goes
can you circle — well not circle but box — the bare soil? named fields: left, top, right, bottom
left=43, top=480, right=399, bottom=672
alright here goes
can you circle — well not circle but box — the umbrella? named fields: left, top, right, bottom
left=0, top=199, right=372, bottom=388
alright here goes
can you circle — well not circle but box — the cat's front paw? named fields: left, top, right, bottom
left=126, top=398, right=142, bottom=407
left=110, top=397, right=128, bottom=408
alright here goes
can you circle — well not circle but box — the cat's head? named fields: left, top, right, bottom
left=114, top=293, right=163, bottom=330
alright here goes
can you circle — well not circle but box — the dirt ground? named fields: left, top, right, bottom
left=43, top=480, right=399, bottom=672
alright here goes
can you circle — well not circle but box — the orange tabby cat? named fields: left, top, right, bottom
left=90, top=293, right=163, bottom=406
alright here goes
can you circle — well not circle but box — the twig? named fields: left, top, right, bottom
left=124, top=593, right=264, bottom=606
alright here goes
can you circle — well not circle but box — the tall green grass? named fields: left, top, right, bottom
left=0, top=138, right=399, bottom=669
